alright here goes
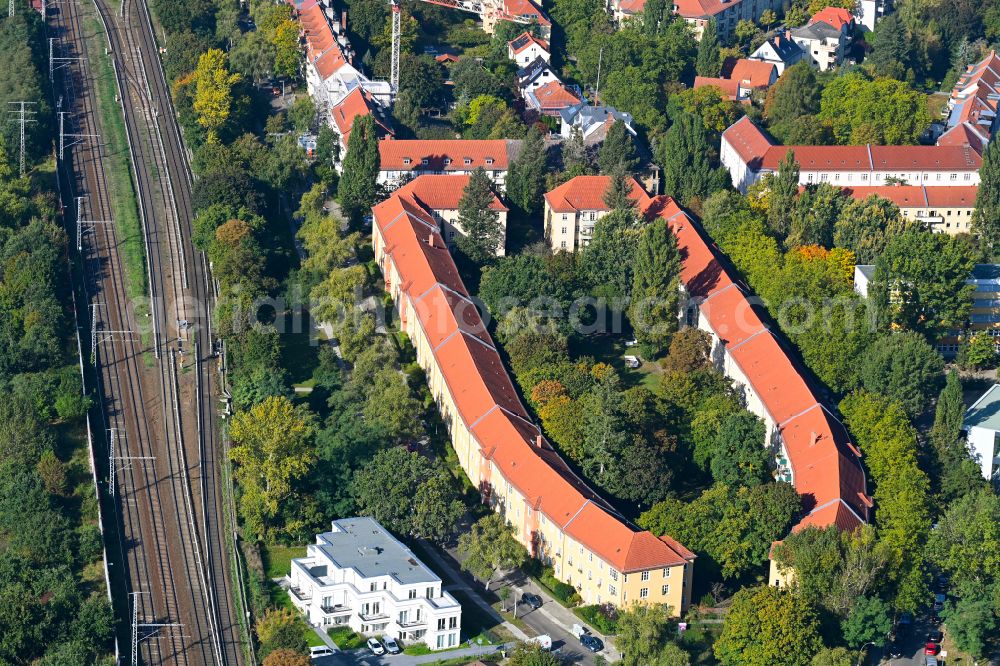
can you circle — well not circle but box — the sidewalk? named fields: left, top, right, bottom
left=414, top=539, right=529, bottom=642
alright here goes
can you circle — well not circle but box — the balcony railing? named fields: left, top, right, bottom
left=289, top=586, right=311, bottom=602
left=320, top=604, right=351, bottom=615
left=398, top=618, right=427, bottom=628
left=359, top=611, right=390, bottom=622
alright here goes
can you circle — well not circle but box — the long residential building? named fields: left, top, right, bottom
left=721, top=116, right=983, bottom=193
left=839, top=185, right=978, bottom=235
left=288, top=517, right=463, bottom=649
left=540, top=177, right=871, bottom=577
left=371, top=189, right=697, bottom=611
left=377, top=139, right=522, bottom=192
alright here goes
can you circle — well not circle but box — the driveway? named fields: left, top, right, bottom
left=313, top=643, right=508, bottom=666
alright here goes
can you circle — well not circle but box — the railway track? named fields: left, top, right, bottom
left=49, top=0, right=244, bottom=663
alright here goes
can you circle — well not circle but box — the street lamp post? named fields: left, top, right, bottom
left=857, top=641, right=877, bottom=666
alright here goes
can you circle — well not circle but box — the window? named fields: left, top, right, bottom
left=861, top=173, right=869, bottom=181
left=448, top=633, right=457, bottom=647
left=370, top=583, right=377, bottom=592
left=486, top=158, right=495, bottom=165
left=464, top=158, right=472, bottom=166
left=965, top=173, right=972, bottom=181
left=437, top=636, right=445, bottom=649
left=807, top=173, right=814, bottom=182
left=403, top=158, right=411, bottom=165
left=561, top=227, right=566, bottom=234
left=561, top=214, right=568, bottom=220
left=662, top=585, right=670, bottom=596
left=821, top=173, right=829, bottom=181
left=662, top=568, right=670, bottom=577
left=560, top=241, right=567, bottom=249
left=951, top=173, right=958, bottom=181
left=421, top=158, right=429, bottom=166
left=443, top=158, right=451, bottom=165
left=427, top=587, right=435, bottom=599
left=449, top=617, right=458, bottom=629
left=610, top=569, right=618, bottom=581
left=437, top=619, right=446, bottom=631
left=409, top=589, right=417, bottom=599
left=640, top=588, right=649, bottom=599
left=588, top=553, right=593, bottom=562
left=609, top=584, right=617, bottom=595
left=641, top=571, right=650, bottom=581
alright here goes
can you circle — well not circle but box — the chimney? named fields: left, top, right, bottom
left=342, top=10, right=348, bottom=32
left=428, top=234, right=435, bottom=247
left=535, top=435, right=543, bottom=448
left=810, top=431, right=821, bottom=445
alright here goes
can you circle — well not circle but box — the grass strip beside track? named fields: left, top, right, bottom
left=84, top=15, right=148, bottom=301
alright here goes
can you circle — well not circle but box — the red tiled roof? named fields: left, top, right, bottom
left=528, top=80, right=581, bottom=112
left=722, top=116, right=775, bottom=168
left=674, top=0, right=741, bottom=18
left=693, top=76, right=741, bottom=99
left=508, top=31, right=549, bottom=55
left=638, top=193, right=870, bottom=536
left=544, top=175, right=651, bottom=213
left=435, top=53, right=460, bottom=63
left=289, top=0, right=351, bottom=81
left=761, top=145, right=873, bottom=171
left=395, top=175, right=507, bottom=212
left=616, top=0, right=647, bottom=14
left=728, top=59, right=778, bottom=88
left=870, top=145, right=982, bottom=170
left=379, top=140, right=513, bottom=172
left=374, top=185, right=693, bottom=574
left=503, top=0, right=551, bottom=26
left=937, top=123, right=987, bottom=154
left=331, top=87, right=393, bottom=146
left=809, top=6, right=854, bottom=30
left=841, top=185, right=978, bottom=209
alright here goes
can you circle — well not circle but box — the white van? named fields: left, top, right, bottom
left=529, top=635, right=553, bottom=650
left=309, top=645, right=334, bottom=659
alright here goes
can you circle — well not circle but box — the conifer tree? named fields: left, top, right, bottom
left=456, top=167, right=503, bottom=263
left=629, top=221, right=681, bottom=353
left=659, top=112, right=728, bottom=206
left=973, top=138, right=1000, bottom=257
left=338, top=114, right=380, bottom=224
left=598, top=121, right=638, bottom=174
left=768, top=150, right=800, bottom=239
left=696, top=19, right=722, bottom=77
left=507, top=126, right=547, bottom=214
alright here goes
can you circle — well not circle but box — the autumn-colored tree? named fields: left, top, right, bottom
left=193, top=49, right=242, bottom=136
left=256, top=608, right=308, bottom=658
left=229, top=396, right=316, bottom=539
left=36, top=450, right=67, bottom=496
left=263, top=648, right=309, bottom=666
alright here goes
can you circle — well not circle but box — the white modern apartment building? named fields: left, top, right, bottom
left=287, top=517, right=463, bottom=650
left=964, top=385, right=1000, bottom=482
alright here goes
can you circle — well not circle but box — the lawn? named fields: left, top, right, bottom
left=262, top=544, right=307, bottom=579
left=272, top=586, right=329, bottom=648
left=570, top=333, right=661, bottom=390
left=326, top=625, right=368, bottom=649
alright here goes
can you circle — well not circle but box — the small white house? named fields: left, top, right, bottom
left=964, top=385, right=1000, bottom=482
left=507, top=31, right=550, bottom=65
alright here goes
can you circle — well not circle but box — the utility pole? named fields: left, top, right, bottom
left=595, top=47, right=603, bottom=106
left=389, top=0, right=401, bottom=100
left=129, top=592, right=183, bottom=666
left=76, top=196, right=114, bottom=251
left=59, top=112, right=98, bottom=160
left=90, top=303, right=134, bottom=364
left=6, top=101, right=37, bottom=176
left=107, top=428, right=154, bottom=498
left=49, top=38, right=82, bottom=84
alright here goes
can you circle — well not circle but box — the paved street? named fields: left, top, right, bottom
left=313, top=643, right=507, bottom=666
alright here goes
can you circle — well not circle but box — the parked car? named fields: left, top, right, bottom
left=623, top=354, right=641, bottom=369
left=366, top=638, right=385, bottom=656
left=933, top=593, right=946, bottom=612
left=521, top=593, right=543, bottom=610
left=309, top=646, right=334, bottom=659
left=898, top=612, right=913, bottom=626
left=529, top=635, right=552, bottom=650
left=927, top=630, right=943, bottom=643
left=925, top=642, right=941, bottom=656
left=580, top=634, right=604, bottom=652
left=382, top=636, right=401, bottom=654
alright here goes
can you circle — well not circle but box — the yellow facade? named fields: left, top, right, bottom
left=374, top=224, right=692, bottom=612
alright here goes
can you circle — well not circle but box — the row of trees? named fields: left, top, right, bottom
left=0, top=9, right=114, bottom=664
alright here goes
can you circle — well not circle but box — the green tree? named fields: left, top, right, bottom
left=696, top=19, right=721, bottom=77
left=941, top=592, right=998, bottom=660
left=764, top=62, right=822, bottom=128
left=973, top=137, right=1000, bottom=255
left=840, top=595, right=893, bottom=648
left=457, top=513, right=526, bottom=589
left=580, top=208, right=641, bottom=301
left=767, top=151, right=799, bottom=238
left=352, top=447, right=464, bottom=543
left=229, top=396, right=316, bottom=539
left=506, top=641, right=561, bottom=666
left=455, top=167, right=503, bottom=263
left=507, top=126, right=547, bottom=214
left=833, top=194, right=914, bottom=264
left=787, top=183, right=844, bottom=248
left=338, top=114, right=380, bottom=224
left=287, top=95, right=316, bottom=133
left=811, top=647, right=852, bottom=666
left=709, top=411, right=769, bottom=488
left=598, top=121, right=638, bottom=173
left=615, top=603, right=686, bottom=666
left=927, top=488, right=1000, bottom=602
left=629, top=220, right=681, bottom=353
left=819, top=73, right=931, bottom=145
left=658, top=112, right=729, bottom=207
left=958, top=333, right=999, bottom=370
left=871, top=229, right=977, bottom=339
left=714, top=586, right=824, bottom=666
left=256, top=608, right=308, bottom=659
left=867, top=13, right=910, bottom=80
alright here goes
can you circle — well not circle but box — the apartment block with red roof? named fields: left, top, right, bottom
left=329, top=87, right=393, bottom=168
left=840, top=185, right=978, bottom=235
left=634, top=195, right=871, bottom=584
left=941, top=51, right=1000, bottom=152
left=543, top=175, right=653, bottom=252
left=790, top=6, right=854, bottom=71
left=721, top=117, right=982, bottom=193
left=371, top=189, right=697, bottom=611
left=377, top=140, right=522, bottom=192
left=672, top=0, right=791, bottom=40
left=393, top=175, right=509, bottom=256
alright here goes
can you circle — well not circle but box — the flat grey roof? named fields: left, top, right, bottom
left=971, top=263, right=1000, bottom=282
left=316, top=517, right=440, bottom=586
left=965, top=384, right=1000, bottom=431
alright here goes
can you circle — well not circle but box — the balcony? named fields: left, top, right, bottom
left=288, top=586, right=312, bottom=603
left=398, top=618, right=427, bottom=628
left=320, top=604, right=351, bottom=615
left=359, top=611, right=390, bottom=622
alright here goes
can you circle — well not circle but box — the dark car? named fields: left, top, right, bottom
left=885, top=644, right=904, bottom=659
left=925, top=642, right=940, bottom=656
left=580, top=634, right=604, bottom=652
left=521, top=593, right=543, bottom=610
left=927, top=630, right=943, bottom=643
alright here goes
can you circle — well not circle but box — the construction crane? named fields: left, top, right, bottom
left=390, top=0, right=401, bottom=96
